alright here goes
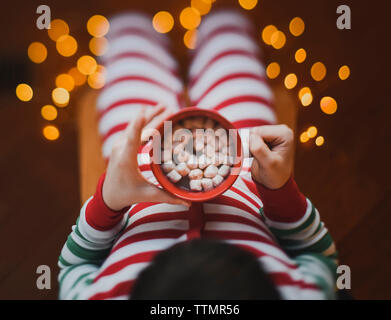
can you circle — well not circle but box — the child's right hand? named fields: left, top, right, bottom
left=249, top=125, right=295, bottom=190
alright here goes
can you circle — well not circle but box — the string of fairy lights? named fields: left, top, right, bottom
left=15, top=0, right=350, bottom=148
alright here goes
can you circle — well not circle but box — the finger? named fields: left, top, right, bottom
left=141, top=107, right=173, bottom=143
left=123, top=107, right=147, bottom=162
left=144, top=104, right=166, bottom=125
left=251, top=125, right=293, bottom=149
left=249, top=132, right=272, bottom=160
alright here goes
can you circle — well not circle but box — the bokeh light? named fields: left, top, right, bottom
left=41, top=105, right=58, bottom=121
left=180, top=7, right=201, bottom=30
left=266, top=62, right=280, bottom=79
left=311, top=62, right=327, bottom=81
left=270, top=30, right=286, bottom=49
left=16, top=84, right=33, bottom=102
left=152, top=11, right=174, bottom=33
left=68, top=67, right=87, bottom=86
left=289, top=17, right=305, bottom=37
left=43, top=125, right=60, bottom=141
left=284, top=73, right=297, bottom=89
left=56, top=35, right=78, bottom=57
left=295, top=48, right=306, bottom=63
left=191, top=0, right=212, bottom=15
left=238, top=0, right=258, bottom=10
left=307, top=126, right=318, bottom=138
left=56, top=73, right=75, bottom=92
left=87, top=15, right=110, bottom=37
left=48, top=19, right=69, bottom=41
left=315, top=136, right=325, bottom=146
left=89, top=37, right=109, bottom=56
left=301, top=93, right=313, bottom=107
left=262, top=25, right=277, bottom=45
left=339, top=65, right=350, bottom=80
left=88, top=65, right=106, bottom=89
left=320, top=96, right=337, bottom=115
left=300, top=131, right=310, bottom=143
left=28, top=42, right=47, bottom=64
left=184, top=29, right=198, bottom=49
left=77, top=55, right=97, bottom=75
left=52, top=87, right=70, bottom=107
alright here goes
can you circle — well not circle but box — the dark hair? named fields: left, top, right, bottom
left=131, top=239, right=281, bottom=299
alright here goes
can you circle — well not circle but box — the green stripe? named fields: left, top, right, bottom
left=277, top=222, right=323, bottom=247
left=268, top=203, right=317, bottom=237
left=58, top=255, right=72, bottom=267
left=289, top=232, right=334, bottom=256
left=66, top=234, right=111, bottom=261
left=58, top=264, right=81, bottom=285
left=296, top=252, right=338, bottom=277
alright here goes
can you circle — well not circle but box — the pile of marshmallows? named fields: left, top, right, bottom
left=160, top=117, right=236, bottom=192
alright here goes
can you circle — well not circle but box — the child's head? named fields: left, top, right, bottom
left=131, top=239, right=281, bottom=299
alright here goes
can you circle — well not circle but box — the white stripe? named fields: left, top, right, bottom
left=70, top=228, right=112, bottom=251
left=283, top=225, right=329, bottom=251
left=190, top=55, right=265, bottom=101
left=59, top=264, right=98, bottom=299
left=222, top=188, right=260, bottom=214
left=280, top=210, right=320, bottom=241
left=196, top=78, right=272, bottom=109
left=105, top=57, right=182, bottom=92
left=277, top=285, right=326, bottom=300
left=190, top=33, right=259, bottom=78
left=108, top=13, right=161, bottom=38
left=104, top=35, right=176, bottom=70
left=218, top=102, right=276, bottom=125
left=204, top=221, right=273, bottom=241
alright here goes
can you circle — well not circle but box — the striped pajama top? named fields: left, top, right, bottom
left=58, top=10, right=338, bottom=300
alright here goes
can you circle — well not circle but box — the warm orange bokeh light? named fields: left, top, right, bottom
left=270, top=30, right=286, bottom=49
left=300, top=131, right=310, bottom=143
left=315, top=136, right=325, bottom=146
left=87, top=15, right=110, bottom=37
left=41, top=105, right=58, bottom=121
left=295, top=48, right=306, bottom=63
left=262, top=25, right=277, bottom=45
left=88, top=65, right=106, bottom=89
left=289, top=17, right=305, bottom=37
left=307, top=126, right=318, bottom=138
left=152, top=11, right=174, bottom=33
left=28, top=42, right=47, bottom=64
left=43, top=125, right=60, bottom=141
left=191, top=0, right=212, bottom=15
left=284, top=73, right=298, bottom=89
left=56, top=74, right=75, bottom=92
left=48, top=19, right=69, bottom=41
left=68, top=67, right=87, bottom=86
left=184, top=29, right=198, bottom=49
left=239, top=0, right=258, bottom=10
left=16, top=84, right=33, bottom=102
left=52, top=88, right=70, bottom=107
left=77, top=55, right=97, bottom=75
left=299, top=87, right=313, bottom=107
left=339, top=65, right=350, bottom=80
left=320, top=96, right=337, bottom=115
left=89, top=37, right=109, bottom=56
left=266, top=62, right=280, bottom=79
left=180, top=7, right=201, bottom=30
left=311, top=62, right=327, bottom=81
left=56, top=35, right=78, bottom=57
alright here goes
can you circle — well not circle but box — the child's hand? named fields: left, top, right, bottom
left=102, top=105, right=190, bottom=211
left=249, top=125, right=294, bottom=190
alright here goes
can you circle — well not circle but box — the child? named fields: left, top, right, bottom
left=58, top=10, right=337, bottom=300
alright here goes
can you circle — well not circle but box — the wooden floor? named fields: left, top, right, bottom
left=0, top=0, right=390, bottom=299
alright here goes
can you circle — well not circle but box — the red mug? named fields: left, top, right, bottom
left=150, top=107, right=243, bottom=202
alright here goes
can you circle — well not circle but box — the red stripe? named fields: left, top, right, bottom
left=103, top=75, right=178, bottom=94
left=105, top=52, right=177, bottom=76
left=194, top=73, right=267, bottom=105
left=203, top=230, right=277, bottom=247
left=194, top=25, right=254, bottom=55
left=232, top=119, right=271, bottom=129
left=208, top=194, right=261, bottom=220
left=190, top=49, right=258, bottom=86
left=204, top=213, right=266, bottom=232
left=89, top=280, right=134, bottom=300
left=241, top=177, right=262, bottom=201
left=94, top=251, right=158, bottom=283
left=230, top=186, right=260, bottom=209
left=102, top=123, right=127, bottom=142
left=99, top=98, right=158, bottom=119
left=109, top=27, right=168, bottom=47
left=213, top=95, right=273, bottom=111
left=112, top=229, right=185, bottom=253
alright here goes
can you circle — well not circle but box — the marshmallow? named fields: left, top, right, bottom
left=187, top=154, right=198, bottom=170
left=161, top=161, right=175, bottom=173
left=212, top=174, right=224, bottom=187
left=190, top=179, right=202, bottom=191
left=189, top=168, right=203, bottom=180
left=204, top=164, right=218, bottom=178
left=218, top=165, right=231, bottom=177
left=198, top=154, right=210, bottom=169
left=167, top=170, right=182, bottom=183
left=201, top=178, right=213, bottom=191
left=176, top=162, right=190, bottom=176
